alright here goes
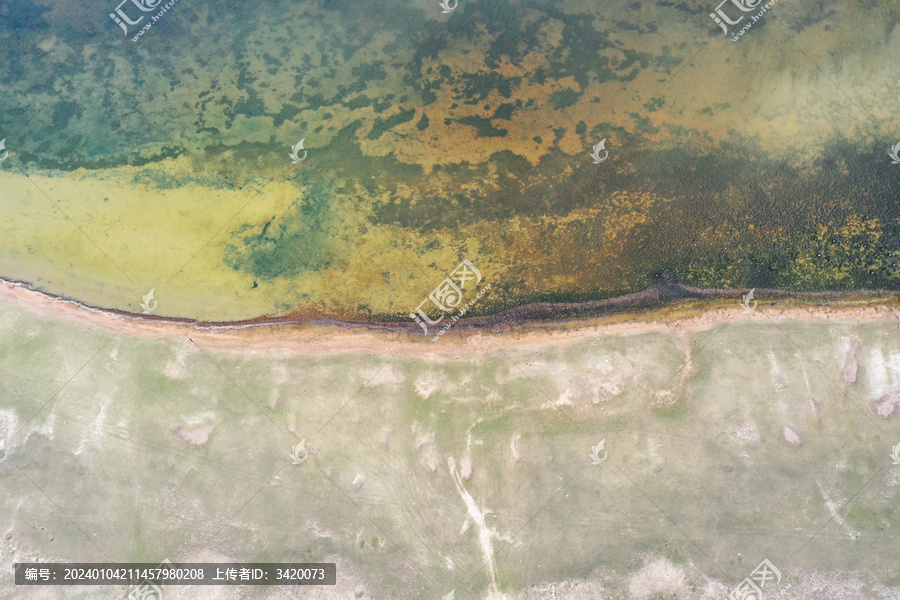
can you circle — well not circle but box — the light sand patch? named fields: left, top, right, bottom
left=768, top=350, right=789, bottom=393
left=305, top=520, right=333, bottom=538
left=171, top=423, right=218, bottom=447
left=808, top=397, right=820, bottom=420
left=783, top=425, right=802, bottom=446
left=448, top=456, right=509, bottom=600
left=646, top=334, right=695, bottom=408
left=422, top=453, right=437, bottom=473
left=364, top=364, right=405, bottom=387
left=843, top=338, right=861, bottom=384
left=865, top=347, right=895, bottom=398
left=414, top=373, right=443, bottom=399
left=460, top=454, right=473, bottom=480
left=542, top=387, right=576, bottom=409
left=415, top=430, right=435, bottom=450
left=512, top=578, right=608, bottom=599
left=762, top=569, right=900, bottom=600
left=656, top=389, right=675, bottom=406
left=0, top=410, right=17, bottom=463
left=73, top=395, right=112, bottom=456
left=869, top=390, right=900, bottom=419
left=591, top=379, right=624, bottom=405
left=816, top=480, right=860, bottom=539
left=164, top=360, right=188, bottom=379
left=171, top=412, right=219, bottom=447
left=731, top=422, right=760, bottom=444
left=271, top=362, right=290, bottom=385
left=510, top=434, right=520, bottom=462
left=627, top=556, right=687, bottom=600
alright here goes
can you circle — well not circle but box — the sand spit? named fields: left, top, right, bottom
left=1, top=277, right=899, bottom=357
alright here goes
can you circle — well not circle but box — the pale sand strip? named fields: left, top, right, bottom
left=1, top=278, right=898, bottom=357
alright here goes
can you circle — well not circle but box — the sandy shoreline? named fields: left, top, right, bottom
left=2, top=277, right=899, bottom=356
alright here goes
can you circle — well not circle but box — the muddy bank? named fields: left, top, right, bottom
left=2, top=277, right=899, bottom=356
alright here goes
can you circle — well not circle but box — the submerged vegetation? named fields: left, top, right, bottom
left=0, top=0, right=897, bottom=321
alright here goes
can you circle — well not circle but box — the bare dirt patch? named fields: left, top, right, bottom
left=171, top=423, right=218, bottom=447
left=869, top=391, right=900, bottom=418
